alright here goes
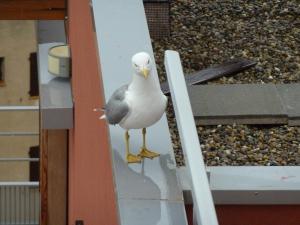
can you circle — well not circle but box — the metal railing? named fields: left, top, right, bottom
left=0, top=106, right=39, bottom=112
left=0, top=107, right=40, bottom=225
left=0, top=153, right=40, bottom=225
left=0, top=158, right=39, bottom=162
left=0, top=182, right=39, bottom=225
left=0, top=148, right=40, bottom=225
left=0, top=132, right=39, bottom=137
left=165, top=50, right=219, bottom=225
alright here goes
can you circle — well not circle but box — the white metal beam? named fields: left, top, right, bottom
left=165, top=50, right=219, bottom=225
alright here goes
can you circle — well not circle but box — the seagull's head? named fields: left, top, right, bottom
left=132, top=52, right=152, bottom=79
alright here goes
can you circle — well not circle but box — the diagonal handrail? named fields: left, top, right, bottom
left=164, top=50, right=219, bottom=225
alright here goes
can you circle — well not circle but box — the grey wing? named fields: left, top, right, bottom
left=105, top=85, right=130, bottom=125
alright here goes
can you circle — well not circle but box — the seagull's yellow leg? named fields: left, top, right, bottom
left=138, top=128, right=160, bottom=159
left=125, top=131, right=142, bottom=164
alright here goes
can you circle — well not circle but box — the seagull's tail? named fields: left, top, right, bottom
left=94, top=107, right=106, bottom=120
left=99, top=114, right=106, bottom=120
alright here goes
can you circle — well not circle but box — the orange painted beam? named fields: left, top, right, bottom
left=185, top=204, right=300, bottom=225
left=68, top=0, right=119, bottom=225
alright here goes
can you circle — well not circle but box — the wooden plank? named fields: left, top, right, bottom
left=68, top=0, right=119, bottom=225
left=47, top=130, right=68, bottom=225
left=161, top=58, right=256, bottom=94
left=0, top=0, right=65, bottom=10
left=0, top=9, right=65, bottom=20
left=40, top=130, right=68, bottom=225
left=40, top=130, right=48, bottom=225
left=0, top=0, right=65, bottom=19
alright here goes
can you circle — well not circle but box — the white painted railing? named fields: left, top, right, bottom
left=164, top=50, right=219, bottom=225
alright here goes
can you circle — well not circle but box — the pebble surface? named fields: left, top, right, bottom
left=152, top=0, right=300, bottom=166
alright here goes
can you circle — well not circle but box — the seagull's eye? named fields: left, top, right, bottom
left=147, top=59, right=150, bottom=64
left=134, top=63, right=138, bottom=67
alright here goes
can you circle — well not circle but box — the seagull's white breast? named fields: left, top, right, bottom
left=119, top=89, right=167, bottom=130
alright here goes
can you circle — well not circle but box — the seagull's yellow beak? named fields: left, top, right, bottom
left=142, top=68, right=150, bottom=79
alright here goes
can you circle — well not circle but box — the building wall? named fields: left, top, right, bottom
left=0, top=20, right=39, bottom=181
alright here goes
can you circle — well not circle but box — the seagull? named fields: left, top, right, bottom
left=100, top=52, right=167, bottom=163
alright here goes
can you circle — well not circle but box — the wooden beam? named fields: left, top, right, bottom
left=68, top=0, right=119, bottom=225
left=0, top=0, right=65, bottom=19
left=48, top=130, right=68, bottom=225
left=0, top=0, right=65, bottom=10
left=0, top=9, right=65, bottom=20
left=40, top=130, right=48, bottom=225
left=40, top=130, right=68, bottom=225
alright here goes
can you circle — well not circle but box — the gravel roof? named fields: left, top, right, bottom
left=152, top=0, right=300, bottom=166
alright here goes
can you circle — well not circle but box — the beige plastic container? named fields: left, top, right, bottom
left=48, top=45, right=70, bottom=77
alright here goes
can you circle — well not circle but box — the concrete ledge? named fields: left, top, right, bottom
left=188, top=84, right=300, bottom=125
left=288, top=118, right=300, bottom=126
left=178, top=166, right=300, bottom=205
left=195, top=116, right=288, bottom=126
left=277, top=84, right=300, bottom=126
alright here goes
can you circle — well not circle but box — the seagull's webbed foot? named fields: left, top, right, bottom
left=125, top=131, right=142, bottom=164
left=138, top=148, right=160, bottom=159
left=138, top=128, right=160, bottom=159
left=126, top=153, right=142, bottom=164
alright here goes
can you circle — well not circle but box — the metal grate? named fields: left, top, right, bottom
left=143, top=0, right=170, bottom=39
left=0, top=183, right=39, bottom=225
